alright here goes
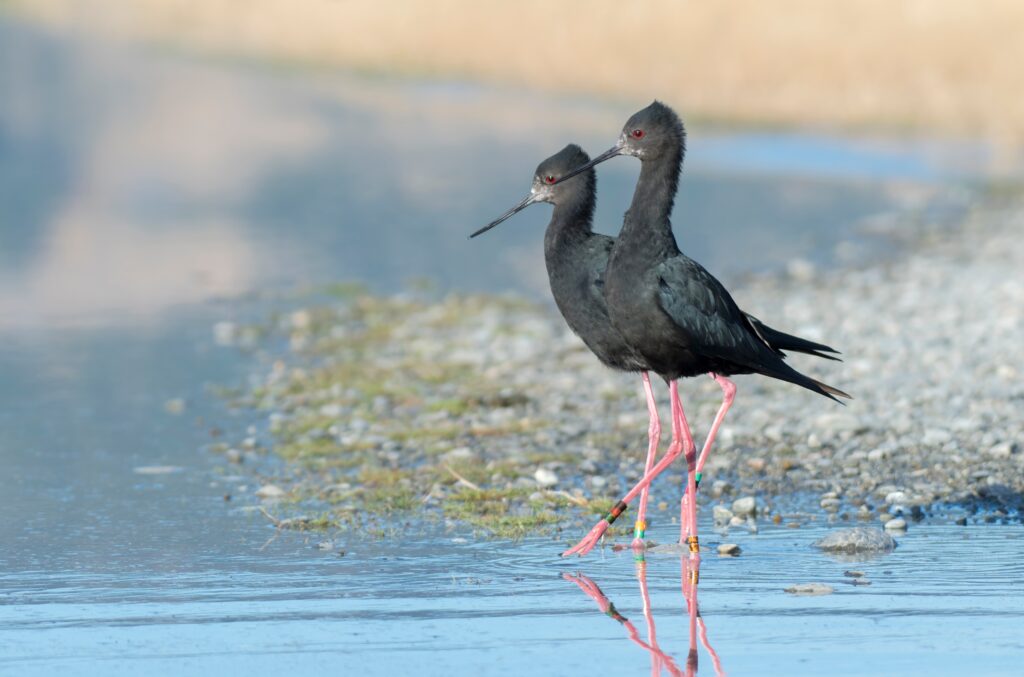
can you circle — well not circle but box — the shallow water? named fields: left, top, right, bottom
left=3, top=520, right=1022, bottom=675
left=0, top=13, right=1018, bottom=677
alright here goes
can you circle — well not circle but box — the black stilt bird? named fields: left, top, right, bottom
left=553, top=102, right=849, bottom=557
left=471, top=145, right=664, bottom=545
left=472, top=141, right=847, bottom=557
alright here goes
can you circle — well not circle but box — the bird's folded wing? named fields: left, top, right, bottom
left=654, top=255, right=775, bottom=365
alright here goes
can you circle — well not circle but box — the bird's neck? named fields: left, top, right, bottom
left=544, top=190, right=596, bottom=258
left=620, top=146, right=683, bottom=253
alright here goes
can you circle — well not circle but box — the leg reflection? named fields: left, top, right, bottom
left=564, top=563, right=682, bottom=677
left=564, top=556, right=725, bottom=676
left=681, top=557, right=725, bottom=677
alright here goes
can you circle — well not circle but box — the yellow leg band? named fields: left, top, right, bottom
left=687, top=535, right=700, bottom=553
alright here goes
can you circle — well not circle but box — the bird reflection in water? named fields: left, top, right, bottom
left=564, top=557, right=724, bottom=676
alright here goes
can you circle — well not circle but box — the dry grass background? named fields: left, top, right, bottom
left=12, top=0, right=1024, bottom=143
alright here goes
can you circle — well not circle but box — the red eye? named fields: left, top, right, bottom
left=544, top=175, right=556, bottom=184
left=631, top=129, right=645, bottom=139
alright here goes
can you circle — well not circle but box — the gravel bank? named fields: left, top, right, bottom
left=218, top=194, right=1024, bottom=538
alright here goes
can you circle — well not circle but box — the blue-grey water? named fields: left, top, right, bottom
left=1, top=14, right=1019, bottom=677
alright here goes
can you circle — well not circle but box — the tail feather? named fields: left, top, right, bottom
left=751, top=357, right=852, bottom=405
left=745, top=314, right=842, bottom=361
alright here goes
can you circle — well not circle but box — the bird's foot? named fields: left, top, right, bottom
left=561, top=520, right=609, bottom=557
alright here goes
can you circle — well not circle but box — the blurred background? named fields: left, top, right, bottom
left=2, top=0, right=1021, bottom=329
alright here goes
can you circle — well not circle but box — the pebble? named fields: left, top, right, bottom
left=710, top=480, right=732, bottom=497
left=813, top=527, right=896, bottom=553
left=443, top=446, right=476, bottom=461
left=884, top=491, right=907, bottom=505
left=534, top=467, right=559, bottom=487
left=717, top=543, right=741, bottom=556
left=784, top=583, right=834, bottom=596
left=984, top=441, right=1016, bottom=459
left=884, top=517, right=908, bottom=531
left=255, top=484, right=286, bottom=499
left=820, top=498, right=841, bottom=512
left=731, top=496, right=757, bottom=517
left=713, top=505, right=734, bottom=526
left=133, top=465, right=183, bottom=475
left=213, top=321, right=236, bottom=346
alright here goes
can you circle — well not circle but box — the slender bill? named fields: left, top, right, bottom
left=469, top=193, right=540, bottom=238
left=551, top=143, right=623, bottom=185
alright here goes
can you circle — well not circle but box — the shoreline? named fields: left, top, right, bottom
left=216, top=189, right=1024, bottom=541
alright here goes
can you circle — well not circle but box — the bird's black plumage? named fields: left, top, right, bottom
left=475, top=142, right=844, bottom=389
left=560, top=102, right=849, bottom=400
left=471, top=144, right=648, bottom=372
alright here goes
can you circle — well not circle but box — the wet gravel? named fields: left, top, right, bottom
left=221, top=194, right=1024, bottom=535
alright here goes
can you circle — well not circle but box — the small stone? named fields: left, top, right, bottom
left=806, top=433, right=822, bottom=449
left=256, top=484, right=286, bottom=499
left=717, top=543, right=741, bottom=556
left=884, top=491, right=907, bottom=505
left=164, top=398, right=186, bottom=415
left=814, top=412, right=862, bottom=434
left=814, top=527, right=896, bottom=553
left=785, top=583, right=834, bottom=596
left=820, top=498, right=842, bottom=512
left=884, top=517, right=907, bottom=531
left=732, top=496, right=757, bottom=517
left=729, top=516, right=746, bottom=527
left=746, top=457, right=766, bottom=472
left=133, top=465, right=183, bottom=475
left=534, top=467, right=558, bottom=487
left=843, top=570, right=865, bottom=578
left=713, top=505, right=734, bottom=526
left=589, top=475, right=607, bottom=489
left=710, top=480, right=733, bottom=497
left=225, top=448, right=243, bottom=464
left=984, top=441, right=1017, bottom=459
left=922, top=429, right=952, bottom=446
left=878, top=512, right=893, bottom=523
left=213, top=321, right=236, bottom=346
left=443, top=446, right=476, bottom=461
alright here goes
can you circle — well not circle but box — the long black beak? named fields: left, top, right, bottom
left=551, top=143, right=624, bottom=185
left=469, top=193, right=540, bottom=239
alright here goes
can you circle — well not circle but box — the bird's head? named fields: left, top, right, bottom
left=552, top=101, right=686, bottom=185
left=618, top=101, right=686, bottom=160
left=469, top=144, right=594, bottom=239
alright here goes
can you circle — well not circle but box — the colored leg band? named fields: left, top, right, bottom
left=605, top=603, right=627, bottom=624
left=695, top=472, right=702, bottom=487
left=687, top=535, right=700, bottom=553
left=604, top=500, right=628, bottom=525
left=689, top=568, right=700, bottom=585
left=633, top=520, right=647, bottom=539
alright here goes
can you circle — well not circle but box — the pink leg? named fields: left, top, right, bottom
left=562, top=381, right=694, bottom=558
left=681, top=373, right=736, bottom=548
left=633, top=372, right=662, bottom=547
